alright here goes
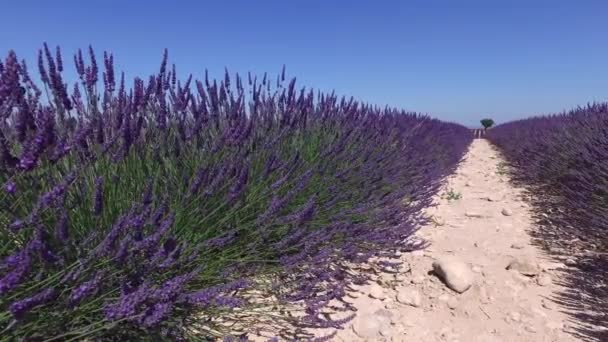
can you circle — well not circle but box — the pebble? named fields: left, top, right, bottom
left=351, top=313, right=386, bottom=339
left=506, top=258, right=540, bottom=276
left=434, top=216, right=446, bottom=226
left=411, top=274, right=425, bottom=284
left=536, top=274, right=552, bottom=286
left=541, top=299, right=554, bottom=310
left=369, top=283, right=386, bottom=300
left=511, top=242, right=525, bottom=249
left=465, top=211, right=484, bottom=218
left=447, top=297, right=459, bottom=309
left=501, top=208, right=513, bottom=216
left=348, top=291, right=362, bottom=299
left=471, top=265, right=483, bottom=273
left=509, top=311, right=521, bottom=322
left=411, top=250, right=425, bottom=257
left=396, top=288, right=422, bottom=307
left=432, top=257, right=474, bottom=293
left=524, top=325, right=537, bottom=333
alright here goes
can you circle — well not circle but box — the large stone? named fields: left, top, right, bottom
left=432, top=257, right=474, bottom=293
left=506, top=258, right=539, bottom=276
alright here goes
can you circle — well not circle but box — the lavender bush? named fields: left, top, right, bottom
left=487, top=104, right=608, bottom=341
left=0, top=45, right=472, bottom=340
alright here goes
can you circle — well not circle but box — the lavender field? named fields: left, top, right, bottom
left=0, top=46, right=472, bottom=340
left=487, top=106, right=608, bottom=341
left=2, top=43, right=608, bottom=342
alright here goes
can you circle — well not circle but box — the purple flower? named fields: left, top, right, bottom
left=69, top=272, right=103, bottom=305
left=104, top=282, right=151, bottom=321
left=93, top=177, right=104, bottom=216
left=3, top=180, right=16, bottom=195
left=141, top=302, right=173, bottom=327
left=228, top=166, right=249, bottom=200
left=152, top=270, right=197, bottom=302
left=0, top=252, right=31, bottom=295
left=9, top=288, right=57, bottom=319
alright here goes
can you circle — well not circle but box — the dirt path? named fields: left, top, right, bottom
left=327, top=139, right=577, bottom=342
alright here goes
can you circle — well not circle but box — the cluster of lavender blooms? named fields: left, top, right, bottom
left=0, top=44, right=472, bottom=340
left=486, top=105, right=608, bottom=341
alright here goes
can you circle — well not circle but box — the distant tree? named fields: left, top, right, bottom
left=480, top=118, right=495, bottom=130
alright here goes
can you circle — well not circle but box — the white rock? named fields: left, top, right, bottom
left=411, top=274, right=425, bottom=284
left=524, top=325, right=537, bottom=333
left=506, top=258, right=539, bottom=276
left=438, top=293, right=450, bottom=302
left=432, top=257, right=474, bottom=293
left=351, top=313, right=386, bottom=339
left=434, top=216, right=446, bottom=226
left=501, top=208, right=513, bottom=216
left=565, top=258, right=577, bottom=266
left=511, top=242, right=525, bottom=249
left=447, top=297, right=459, bottom=309
left=347, top=291, right=362, bottom=298
left=471, top=265, right=483, bottom=273
left=509, top=311, right=521, bottom=322
left=536, top=274, right=552, bottom=286
left=369, top=283, right=386, bottom=300
left=410, top=250, right=425, bottom=257
left=396, top=288, right=422, bottom=307
left=465, top=211, right=484, bottom=218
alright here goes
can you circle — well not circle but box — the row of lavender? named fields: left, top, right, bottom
left=0, top=45, right=472, bottom=340
left=486, top=104, right=608, bottom=341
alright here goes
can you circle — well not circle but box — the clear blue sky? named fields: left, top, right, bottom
left=1, top=0, right=607, bottom=127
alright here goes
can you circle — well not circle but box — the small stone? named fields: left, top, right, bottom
left=351, top=313, right=386, bottom=339
left=501, top=208, right=513, bottom=216
left=447, top=297, right=458, bottom=309
left=471, top=265, right=483, bottom=273
left=506, top=258, right=539, bottom=276
left=511, top=243, right=524, bottom=249
left=540, top=261, right=565, bottom=271
left=541, top=299, right=554, bottom=310
left=438, top=293, right=450, bottom=302
left=384, top=302, right=398, bottom=310
left=565, top=258, right=577, bottom=266
left=465, top=182, right=473, bottom=187
left=524, top=325, right=537, bottom=333
left=536, top=274, right=552, bottom=286
left=348, top=291, right=362, bottom=298
left=465, top=211, right=484, bottom=218
left=434, top=216, right=446, bottom=226
left=411, top=250, right=425, bottom=257
left=411, top=274, right=425, bottom=284
left=509, top=311, right=521, bottom=322
left=374, top=308, right=394, bottom=319
left=369, top=284, right=386, bottom=300
left=545, top=321, right=563, bottom=330
left=396, top=289, right=422, bottom=307
left=432, top=257, right=474, bottom=293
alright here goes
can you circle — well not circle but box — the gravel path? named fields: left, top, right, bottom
left=326, top=139, right=577, bottom=342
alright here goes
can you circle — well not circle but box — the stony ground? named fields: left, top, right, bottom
left=322, top=139, right=577, bottom=342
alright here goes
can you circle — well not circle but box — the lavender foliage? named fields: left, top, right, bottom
left=0, top=45, right=472, bottom=340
